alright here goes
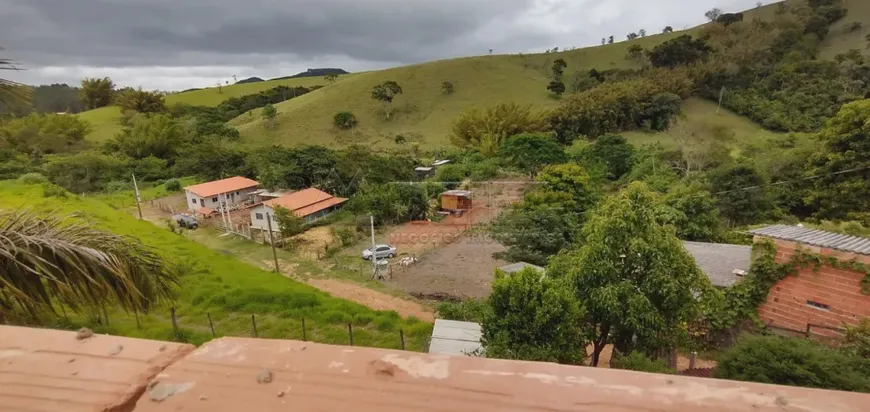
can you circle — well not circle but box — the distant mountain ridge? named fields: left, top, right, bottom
left=271, top=68, right=349, bottom=81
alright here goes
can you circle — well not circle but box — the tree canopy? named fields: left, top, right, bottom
left=648, top=35, right=712, bottom=68
left=451, top=102, right=548, bottom=156
left=498, top=133, right=566, bottom=177
left=79, top=77, right=115, bottom=110
left=371, top=80, right=403, bottom=120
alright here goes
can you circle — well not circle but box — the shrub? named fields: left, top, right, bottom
left=841, top=318, right=870, bottom=359
left=164, top=178, right=181, bottom=192
left=374, top=315, right=397, bottom=331
left=352, top=313, right=374, bottom=326
left=435, top=299, right=490, bottom=323
left=441, top=81, right=455, bottom=95
left=450, top=103, right=549, bottom=155
left=17, top=173, right=48, bottom=185
left=325, top=310, right=353, bottom=324
left=715, top=335, right=870, bottom=392
left=41, top=184, right=69, bottom=198
left=611, top=351, right=674, bottom=374
left=333, top=111, right=358, bottom=130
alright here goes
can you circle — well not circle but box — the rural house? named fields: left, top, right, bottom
left=748, top=225, right=870, bottom=338
left=184, top=177, right=260, bottom=214
left=249, top=188, right=347, bottom=231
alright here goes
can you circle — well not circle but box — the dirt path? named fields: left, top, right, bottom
left=306, top=278, right=435, bottom=322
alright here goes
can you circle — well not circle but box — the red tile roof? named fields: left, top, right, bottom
left=264, top=188, right=347, bottom=217
left=132, top=337, right=870, bottom=412
left=184, top=177, right=259, bottom=198
left=0, top=325, right=193, bottom=412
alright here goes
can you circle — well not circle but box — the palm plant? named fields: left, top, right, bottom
left=0, top=210, right=177, bottom=321
left=0, top=48, right=32, bottom=111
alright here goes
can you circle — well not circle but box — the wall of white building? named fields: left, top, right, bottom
left=249, top=204, right=277, bottom=231
left=186, top=188, right=258, bottom=212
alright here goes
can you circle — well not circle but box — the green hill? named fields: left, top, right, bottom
left=0, top=180, right=431, bottom=347
left=77, top=74, right=351, bottom=142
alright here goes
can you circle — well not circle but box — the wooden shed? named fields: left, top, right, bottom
left=441, top=190, right=473, bottom=211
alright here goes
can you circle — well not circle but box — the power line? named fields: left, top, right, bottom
left=713, top=165, right=870, bottom=195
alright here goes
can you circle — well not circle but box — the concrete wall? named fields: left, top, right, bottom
left=249, top=204, right=276, bottom=231
left=757, top=239, right=870, bottom=338
left=186, top=187, right=258, bottom=212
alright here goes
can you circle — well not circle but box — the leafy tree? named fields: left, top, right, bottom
left=490, top=203, right=581, bottom=266
left=716, top=12, right=744, bottom=26
left=79, top=77, right=115, bottom=109
left=441, top=81, right=455, bottom=95
left=249, top=145, right=339, bottom=191
left=583, top=134, right=635, bottom=180
left=716, top=335, right=870, bottom=392
left=43, top=152, right=128, bottom=193
left=626, top=44, right=645, bottom=62
left=0, top=113, right=91, bottom=155
left=639, top=29, right=647, bottom=37
left=710, top=163, right=771, bottom=226
left=536, top=163, right=598, bottom=210
left=662, top=26, right=674, bottom=33
left=274, top=206, right=306, bottom=238
left=626, top=32, right=639, bottom=41
left=346, top=183, right=436, bottom=225
left=0, top=210, right=177, bottom=322
left=648, top=35, right=712, bottom=68
left=499, top=133, right=566, bottom=177
left=174, top=143, right=251, bottom=182
left=30, top=83, right=83, bottom=114
left=658, top=183, right=725, bottom=242
left=807, top=100, right=870, bottom=218
left=164, top=178, right=181, bottom=191
left=482, top=268, right=588, bottom=364
left=554, top=182, right=711, bottom=366
left=116, top=88, right=166, bottom=113
left=324, top=73, right=338, bottom=84
left=551, top=58, right=567, bottom=80
left=108, top=114, right=186, bottom=161
left=261, top=104, right=277, bottom=129
left=841, top=319, right=870, bottom=360
left=333, top=111, right=358, bottom=130
left=608, top=36, right=614, bottom=44
left=705, top=8, right=723, bottom=22
left=451, top=102, right=548, bottom=156
left=371, top=80, right=403, bottom=120
left=644, top=92, right=683, bottom=130
left=804, top=15, right=831, bottom=39
left=570, top=72, right=599, bottom=93
left=546, top=80, right=566, bottom=96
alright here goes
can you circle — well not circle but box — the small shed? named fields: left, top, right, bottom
left=428, top=319, right=483, bottom=356
left=441, top=190, right=473, bottom=211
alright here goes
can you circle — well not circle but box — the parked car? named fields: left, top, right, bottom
left=172, top=214, right=198, bottom=229
left=362, top=244, right=397, bottom=260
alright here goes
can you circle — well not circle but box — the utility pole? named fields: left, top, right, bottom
left=370, top=215, right=378, bottom=279
left=266, top=214, right=280, bottom=273
left=716, top=86, right=726, bottom=114
left=132, top=173, right=143, bottom=220
left=225, top=194, right=234, bottom=232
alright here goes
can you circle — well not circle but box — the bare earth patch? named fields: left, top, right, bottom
left=307, top=278, right=435, bottom=322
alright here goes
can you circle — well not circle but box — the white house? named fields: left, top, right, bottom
left=250, top=188, right=347, bottom=231
left=184, top=176, right=260, bottom=214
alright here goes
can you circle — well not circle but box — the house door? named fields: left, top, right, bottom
left=200, top=199, right=204, bottom=207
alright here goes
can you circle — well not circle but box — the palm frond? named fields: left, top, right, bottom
left=0, top=210, right=177, bottom=320
left=0, top=50, right=33, bottom=110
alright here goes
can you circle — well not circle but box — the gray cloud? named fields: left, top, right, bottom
left=0, top=0, right=763, bottom=90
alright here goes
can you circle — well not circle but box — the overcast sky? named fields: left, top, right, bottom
left=1, top=0, right=764, bottom=91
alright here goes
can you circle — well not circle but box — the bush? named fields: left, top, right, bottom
left=325, top=310, right=353, bottom=324
left=352, top=313, right=374, bottom=326
left=164, top=178, right=181, bottom=192
left=374, top=315, right=397, bottom=331
left=715, top=335, right=870, bottom=392
left=450, top=103, right=549, bottom=155
left=41, top=184, right=69, bottom=198
left=333, top=111, right=358, bottom=130
left=17, top=173, right=48, bottom=185
left=435, top=299, right=490, bottom=323
left=611, top=351, right=674, bottom=374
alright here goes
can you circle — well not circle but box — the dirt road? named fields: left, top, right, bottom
left=307, top=278, right=435, bottom=322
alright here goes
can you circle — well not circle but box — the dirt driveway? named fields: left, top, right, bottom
left=390, top=234, right=507, bottom=299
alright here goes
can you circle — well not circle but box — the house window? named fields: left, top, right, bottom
left=191, top=198, right=197, bottom=204
left=255, top=213, right=263, bottom=220
left=212, top=197, right=218, bottom=202
left=807, top=300, right=830, bottom=311
left=236, top=191, right=240, bottom=195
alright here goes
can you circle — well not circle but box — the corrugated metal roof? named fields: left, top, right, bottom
left=748, top=225, right=870, bottom=255
left=498, top=262, right=545, bottom=274
left=184, top=176, right=259, bottom=197
left=682, top=241, right=752, bottom=287
left=428, top=319, right=482, bottom=356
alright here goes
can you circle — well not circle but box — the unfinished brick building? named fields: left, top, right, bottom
left=749, top=225, right=870, bottom=338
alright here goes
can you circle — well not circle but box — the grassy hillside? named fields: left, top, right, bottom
left=820, top=0, right=870, bottom=59
left=76, top=75, right=350, bottom=142
left=0, top=181, right=431, bottom=348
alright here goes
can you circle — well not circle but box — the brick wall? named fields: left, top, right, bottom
left=757, top=238, right=870, bottom=338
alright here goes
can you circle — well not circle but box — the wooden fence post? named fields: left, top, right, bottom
left=348, top=323, right=354, bottom=346
left=207, top=312, right=216, bottom=336
left=400, top=329, right=405, bottom=350
left=302, top=318, right=307, bottom=341
left=170, top=307, right=179, bottom=337
left=252, top=314, right=258, bottom=337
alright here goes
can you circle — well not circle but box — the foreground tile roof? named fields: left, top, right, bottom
left=749, top=225, right=870, bottom=255
left=0, top=325, right=193, bottom=412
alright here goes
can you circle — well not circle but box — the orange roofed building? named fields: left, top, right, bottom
left=184, top=176, right=260, bottom=214
left=2, top=325, right=868, bottom=412
left=249, top=187, right=347, bottom=231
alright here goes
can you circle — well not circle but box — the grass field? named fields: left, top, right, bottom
left=76, top=75, right=350, bottom=142
left=0, top=181, right=432, bottom=348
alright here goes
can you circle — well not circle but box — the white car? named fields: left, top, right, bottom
left=362, top=244, right=397, bottom=260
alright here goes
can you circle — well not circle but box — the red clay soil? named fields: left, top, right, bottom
left=132, top=336, right=870, bottom=412
left=306, top=278, right=435, bottom=322
left=0, top=325, right=193, bottom=412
